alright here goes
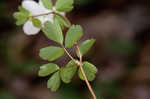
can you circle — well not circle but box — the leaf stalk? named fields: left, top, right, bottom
left=32, top=11, right=97, bottom=99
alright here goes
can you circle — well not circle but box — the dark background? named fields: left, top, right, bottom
left=0, top=0, right=150, bottom=99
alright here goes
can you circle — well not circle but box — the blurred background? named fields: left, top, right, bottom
left=1, top=0, right=150, bottom=99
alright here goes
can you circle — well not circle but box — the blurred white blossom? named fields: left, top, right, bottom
left=22, top=0, right=65, bottom=35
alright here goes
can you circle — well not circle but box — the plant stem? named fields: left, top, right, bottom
left=31, top=12, right=53, bottom=17
left=52, top=12, right=71, bottom=27
left=31, top=11, right=71, bottom=28
left=32, top=11, right=97, bottom=99
left=61, top=45, right=78, bottom=65
left=75, top=44, right=97, bottom=99
left=63, top=44, right=97, bottom=99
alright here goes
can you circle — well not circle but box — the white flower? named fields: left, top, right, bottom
left=22, top=0, right=65, bottom=35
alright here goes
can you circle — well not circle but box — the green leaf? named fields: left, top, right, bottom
left=13, top=12, right=28, bottom=25
left=65, top=25, right=83, bottom=48
left=42, top=20, right=63, bottom=44
left=42, top=0, right=53, bottom=9
left=55, top=0, right=74, bottom=12
left=39, top=46, right=64, bottom=61
left=32, top=18, right=42, bottom=28
left=38, top=63, right=59, bottom=77
left=60, top=60, right=77, bottom=83
left=18, top=6, right=30, bottom=15
left=79, top=39, right=95, bottom=56
left=54, top=15, right=69, bottom=29
left=47, top=71, right=61, bottom=91
left=13, top=6, right=30, bottom=26
left=78, top=61, right=98, bottom=81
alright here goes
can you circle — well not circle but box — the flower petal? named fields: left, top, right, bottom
left=23, top=21, right=40, bottom=35
left=37, top=14, right=53, bottom=25
left=44, top=14, right=54, bottom=23
left=22, top=0, right=41, bottom=15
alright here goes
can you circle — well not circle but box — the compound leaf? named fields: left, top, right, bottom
left=39, top=46, right=64, bottom=61
left=13, top=6, right=30, bottom=26
left=60, top=60, right=77, bottom=83
left=79, top=39, right=95, bottom=56
left=54, top=15, right=69, bottom=29
left=41, top=0, right=53, bottom=9
left=38, top=63, right=59, bottom=77
left=42, top=20, right=63, bottom=44
left=47, top=71, right=61, bottom=91
left=78, top=61, right=98, bottom=81
left=55, top=0, right=73, bottom=12
left=65, top=25, right=83, bottom=48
